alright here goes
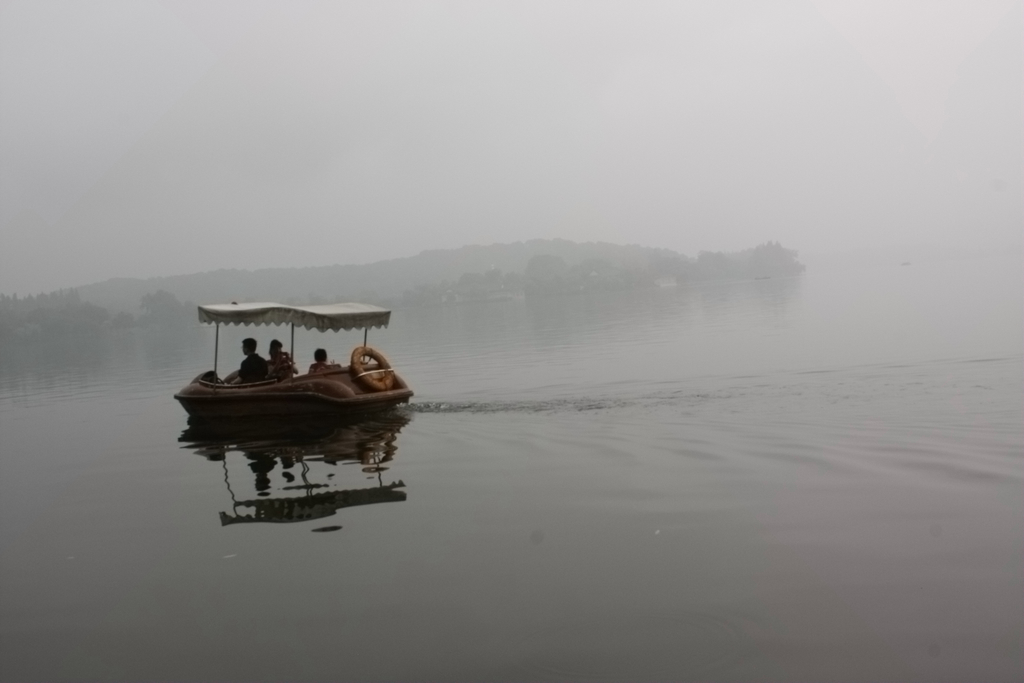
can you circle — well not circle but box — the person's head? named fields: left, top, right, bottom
left=314, top=348, right=327, bottom=363
left=242, top=338, right=257, bottom=355
left=269, top=339, right=283, bottom=357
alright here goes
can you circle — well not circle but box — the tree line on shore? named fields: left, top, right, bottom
left=2, top=241, right=803, bottom=342
left=399, top=241, right=804, bottom=305
left=0, top=290, right=195, bottom=341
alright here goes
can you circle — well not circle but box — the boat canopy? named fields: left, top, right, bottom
left=197, top=302, right=390, bottom=332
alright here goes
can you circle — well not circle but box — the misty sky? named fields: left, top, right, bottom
left=1, top=0, right=1020, bottom=294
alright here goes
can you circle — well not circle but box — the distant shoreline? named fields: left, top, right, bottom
left=1, top=239, right=805, bottom=342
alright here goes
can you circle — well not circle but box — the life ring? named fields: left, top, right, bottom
left=350, top=345, right=396, bottom=392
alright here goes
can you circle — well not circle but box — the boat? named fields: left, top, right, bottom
left=174, top=302, right=413, bottom=419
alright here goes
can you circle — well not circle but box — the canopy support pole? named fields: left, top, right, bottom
left=363, top=328, right=368, bottom=347
left=290, top=323, right=295, bottom=360
left=213, top=323, right=220, bottom=388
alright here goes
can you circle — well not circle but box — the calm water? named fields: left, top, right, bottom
left=1, top=256, right=1021, bottom=682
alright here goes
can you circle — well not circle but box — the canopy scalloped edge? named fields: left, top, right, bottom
left=197, top=303, right=390, bottom=332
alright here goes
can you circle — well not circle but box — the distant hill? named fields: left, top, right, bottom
left=76, top=239, right=804, bottom=313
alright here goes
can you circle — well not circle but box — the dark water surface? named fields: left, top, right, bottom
left=1, top=257, right=1022, bottom=682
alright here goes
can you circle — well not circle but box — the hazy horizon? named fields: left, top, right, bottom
left=2, top=0, right=1021, bottom=295
left=1, top=6, right=1022, bottom=677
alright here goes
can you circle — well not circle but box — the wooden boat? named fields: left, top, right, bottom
left=174, top=302, right=413, bottom=419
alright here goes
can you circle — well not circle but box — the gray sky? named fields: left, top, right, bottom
left=1, top=0, right=1020, bottom=294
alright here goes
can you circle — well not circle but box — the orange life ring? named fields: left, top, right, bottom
left=350, top=345, right=396, bottom=392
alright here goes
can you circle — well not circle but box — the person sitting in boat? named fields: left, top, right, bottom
left=232, top=337, right=269, bottom=384
left=308, top=348, right=333, bottom=374
left=267, top=339, right=297, bottom=381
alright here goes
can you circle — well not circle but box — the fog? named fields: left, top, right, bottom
left=1, top=0, right=1020, bottom=294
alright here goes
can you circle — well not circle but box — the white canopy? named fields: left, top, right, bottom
left=197, top=302, right=390, bottom=332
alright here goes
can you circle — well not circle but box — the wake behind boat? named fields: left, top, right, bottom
left=174, top=302, right=413, bottom=419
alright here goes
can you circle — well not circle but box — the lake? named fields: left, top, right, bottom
left=1, top=254, right=1021, bottom=682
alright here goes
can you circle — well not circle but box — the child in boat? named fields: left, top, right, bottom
left=308, top=348, right=334, bottom=374
left=267, top=339, right=297, bottom=381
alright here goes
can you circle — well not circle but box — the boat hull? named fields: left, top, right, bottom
left=174, top=368, right=413, bottom=419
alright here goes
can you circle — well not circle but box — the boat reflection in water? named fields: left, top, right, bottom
left=179, top=411, right=411, bottom=528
